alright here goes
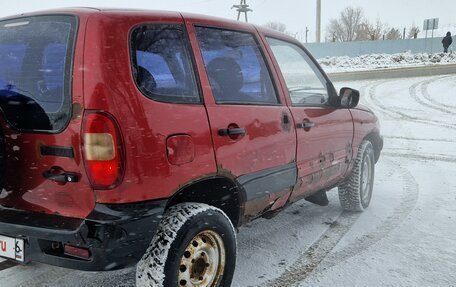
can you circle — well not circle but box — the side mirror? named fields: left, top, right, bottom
left=339, top=87, right=360, bottom=108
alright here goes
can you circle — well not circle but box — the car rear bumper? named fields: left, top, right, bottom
left=0, top=199, right=167, bottom=271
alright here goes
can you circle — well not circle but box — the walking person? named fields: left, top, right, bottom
left=442, top=31, right=453, bottom=53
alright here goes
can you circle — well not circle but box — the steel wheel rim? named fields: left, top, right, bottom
left=178, top=230, right=226, bottom=287
left=361, top=152, right=372, bottom=203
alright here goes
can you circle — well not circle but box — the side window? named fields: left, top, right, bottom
left=195, top=26, right=278, bottom=105
left=131, top=25, right=200, bottom=104
left=266, top=37, right=329, bottom=106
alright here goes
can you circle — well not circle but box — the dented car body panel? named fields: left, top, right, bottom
left=0, top=8, right=382, bottom=270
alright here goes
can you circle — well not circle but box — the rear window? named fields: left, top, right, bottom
left=131, top=24, right=200, bottom=104
left=0, top=15, right=77, bottom=132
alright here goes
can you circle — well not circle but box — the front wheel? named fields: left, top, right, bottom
left=338, top=140, right=375, bottom=211
left=136, top=203, right=237, bottom=287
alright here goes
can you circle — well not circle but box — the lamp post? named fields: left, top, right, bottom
left=306, top=26, right=309, bottom=43
left=316, top=0, right=321, bottom=43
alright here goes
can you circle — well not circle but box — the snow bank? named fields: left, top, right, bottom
left=318, top=51, right=456, bottom=73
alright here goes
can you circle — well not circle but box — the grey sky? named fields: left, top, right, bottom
left=1, top=0, right=454, bottom=42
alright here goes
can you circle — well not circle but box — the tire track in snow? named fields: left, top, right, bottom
left=383, top=151, right=456, bottom=163
left=364, top=79, right=419, bottom=121
left=273, top=75, right=450, bottom=284
left=408, top=75, right=456, bottom=115
left=310, top=158, right=419, bottom=269
left=268, top=78, right=421, bottom=285
left=422, top=75, right=456, bottom=109
left=384, top=135, right=456, bottom=143
left=365, top=78, right=456, bottom=130
left=267, top=158, right=419, bottom=286
left=360, top=80, right=389, bottom=117
left=266, top=211, right=361, bottom=287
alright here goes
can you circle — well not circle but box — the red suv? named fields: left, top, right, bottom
left=0, top=8, right=382, bottom=287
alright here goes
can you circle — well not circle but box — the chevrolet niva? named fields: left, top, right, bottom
left=0, top=8, right=382, bottom=287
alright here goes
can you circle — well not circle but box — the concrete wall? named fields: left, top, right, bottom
left=327, top=64, right=456, bottom=82
left=304, top=37, right=447, bottom=59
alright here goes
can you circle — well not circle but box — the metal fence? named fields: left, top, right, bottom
left=304, top=37, right=448, bottom=59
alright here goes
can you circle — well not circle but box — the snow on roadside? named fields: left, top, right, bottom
left=318, top=51, right=456, bottom=73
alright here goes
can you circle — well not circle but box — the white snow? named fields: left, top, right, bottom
left=1, top=75, right=456, bottom=286
left=294, top=75, right=456, bottom=286
left=0, top=189, right=12, bottom=199
left=318, top=51, right=456, bottom=73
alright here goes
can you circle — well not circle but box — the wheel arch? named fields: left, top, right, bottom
left=363, top=130, right=383, bottom=163
left=166, top=176, right=244, bottom=229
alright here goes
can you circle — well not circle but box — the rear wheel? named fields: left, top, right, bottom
left=136, top=203, right=236, bottom=287
left=338, top=140, right=375, bottom=211
left=178, top=230, right=225, bottom=286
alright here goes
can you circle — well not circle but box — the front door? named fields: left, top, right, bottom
left=188, top=23, right=296, bottom=219
left=265, top=37, right=354, bottom=201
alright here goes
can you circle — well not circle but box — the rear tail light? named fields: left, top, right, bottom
left=82, top=111, right=124, bottom=189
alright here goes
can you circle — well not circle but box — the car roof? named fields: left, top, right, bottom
left=0, top=7, right=297, bottom=42
left=4, top=7, right=283, bottom=32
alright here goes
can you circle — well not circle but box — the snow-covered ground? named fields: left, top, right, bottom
left=319, top=51, right=456, bottom=73
left=1, top=75, right=456, bottom=286
left=238, top=75, right=456, bottom=286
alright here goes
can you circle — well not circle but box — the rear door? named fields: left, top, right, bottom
left=83, top=15, right=217, bottom=204
left=264, top=37, right=354, bottom=200
left=0, top=15, right=95, bottom=218
left=186, top=22, right=296, bottom=219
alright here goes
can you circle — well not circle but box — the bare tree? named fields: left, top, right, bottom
left=326, top=7, right=365, bottom=42
left=263, top=21, right=287, bottom=33
left=355, top=22, right=370, bottom=41
left=368, top=19, right=388, bottom=40
left=386, top=28, right=402, bottom=40
left=408, top=26, right=420, bottom=39
left=356, top=19, right=388, bottom=40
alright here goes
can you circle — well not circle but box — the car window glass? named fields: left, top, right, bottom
left=195, top=26, right=278, bottom=105
left=0, top=16, right=76, bottom=131
left=131, top=25, right=200, bottom=104
left=266, top=37, right=329, bottom=106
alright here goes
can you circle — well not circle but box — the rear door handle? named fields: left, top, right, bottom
left=218, top=128, right=246, bottom=136
left=43, top=167, right=79, bottom=183
left=297, top=121, right=315, bottom=129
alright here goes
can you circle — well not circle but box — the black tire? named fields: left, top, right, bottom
left=136, top=203, right=237, bottom=287
left=338, top=140, right=375, bottom=211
